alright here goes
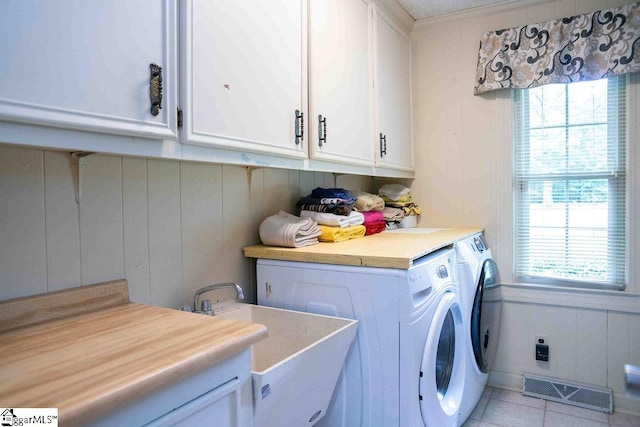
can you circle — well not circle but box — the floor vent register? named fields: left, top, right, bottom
left=523, top=373, right=613, bottom=413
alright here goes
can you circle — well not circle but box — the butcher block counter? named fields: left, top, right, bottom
left=0, top=280, right=267, bottom=426
left=244, top=227, right=482, bottom=269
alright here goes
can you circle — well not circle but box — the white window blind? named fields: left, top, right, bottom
left=513, top=77, right=626, bottom=290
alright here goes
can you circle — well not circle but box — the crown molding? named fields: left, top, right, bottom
left=372, top=0, right=415, bottom=33
left=412, top=0, right=556, bottom=32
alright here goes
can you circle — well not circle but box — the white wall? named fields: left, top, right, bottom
left=411, top=0, right=640, bottom=414
left=0, top=144, right=372, bottom=307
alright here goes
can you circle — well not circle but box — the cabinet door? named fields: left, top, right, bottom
left=145, top=378, right=245, bottom=427
left=182, top=0, right=307, bottom=159
left=0, top=0, right=177, bottom=140
left=308, top=0, right=374, bottom=166
left=374, top=8, right=413, bottom=171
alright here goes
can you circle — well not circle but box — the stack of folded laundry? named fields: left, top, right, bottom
left=361, top=211, right=386, bottom=235
left=349, top=190, right=386, bottom=236
left=350, top=190, right=385, bottom=213
left=378, top=184, right=422, bottom=229
left=296, top=187, right=356, bottom=216
left=259, top=210, right=322, bottom=248
left=297, top=187, right=365, bottom=242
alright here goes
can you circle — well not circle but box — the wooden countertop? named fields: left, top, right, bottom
left=0, top=280, right=267, bottom=426
left=244, top=227, right=482, bottom=269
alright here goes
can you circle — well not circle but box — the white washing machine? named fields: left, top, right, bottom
left=256, top=248, right=465, bottom=427
left=455, top=232, right=503, bottom=424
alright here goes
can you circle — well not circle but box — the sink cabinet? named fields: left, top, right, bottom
left=373, top=6, right=414, bottom=171
left=0, top=0, right=178, bottom=140
left=90, top=347, right=254, bottom=427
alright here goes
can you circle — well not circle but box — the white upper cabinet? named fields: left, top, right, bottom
left=0, top=1, right=414, bottom=178
left=308, top=0, right=374, bottom=166
left=181, top=0, right=307, bottom=159
left=0, top=0, right=178, bottom=140
left=374, top=6, right=413, bottom=171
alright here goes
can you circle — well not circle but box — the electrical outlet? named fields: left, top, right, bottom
left=535, top=335, right=549, bottom=362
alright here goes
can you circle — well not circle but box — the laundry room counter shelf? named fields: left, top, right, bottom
left=244, top=227, right=482, bottom=269
left=0, top=279, right=267, bottom=427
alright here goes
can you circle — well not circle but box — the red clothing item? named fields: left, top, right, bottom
left=364, top=220, right=386, bottom=235
left=362, top=210, right=384, bottom=224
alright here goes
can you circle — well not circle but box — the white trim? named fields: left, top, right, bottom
left=501, top=283, right=640, bottom=314
left=412, top=0, right=558, bottom=31
left=499, top=77, right=637, bottom=295
left=628, top=73, right=640, bottom=294
left=371, top=0, right=414, bottom=33
left=495, top=90, right=514, bottom=284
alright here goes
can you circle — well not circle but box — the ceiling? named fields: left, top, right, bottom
left=396, top=0, right=515, bottom=20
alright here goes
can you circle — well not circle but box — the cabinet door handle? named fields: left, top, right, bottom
left=295, top=110, right=304, bottom=145
left=318, top=115, right=327, bottom=147
left=380, top=133, right=387, bottom=156
left=149, top=63, right=163, bottom=117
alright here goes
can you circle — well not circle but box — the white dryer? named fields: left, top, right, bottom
left=455, top=233, right=503, bottom=424
left=256, top=248, right=465, bottom=427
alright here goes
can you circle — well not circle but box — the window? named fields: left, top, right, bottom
left=513, top=77, right=626, bottom=290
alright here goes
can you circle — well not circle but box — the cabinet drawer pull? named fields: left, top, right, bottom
left=149, top=63, right=163, bottom=117
left=380, top=133, right=387, bottom=156
left=318, top=115, right=327, bottom=147
left=295, top=110, right=304, bottom=145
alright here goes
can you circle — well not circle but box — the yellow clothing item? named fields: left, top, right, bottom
left=381, top=194, right=412, bottom=204
left=318, top=224, right=366, bottom=242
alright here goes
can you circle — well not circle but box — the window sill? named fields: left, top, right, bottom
left=502, top=283, right=640, bottom=314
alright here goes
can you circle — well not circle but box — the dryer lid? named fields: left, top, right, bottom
left=470, top=258, right=502, bottom=373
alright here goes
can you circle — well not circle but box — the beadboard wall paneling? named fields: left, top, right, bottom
left=122, top=157, right=151, bottom=305
left=79, top=154, right=124, bottom=287
left=219, top=165, right=252, bottom=303
left=0, top=146, right=47, bottom=299
left=147, top=159, right=183, bottom=308
left=491, top=304, right=640, bottom=413
left=0, top=145, right=373, bottom=308
left=44, top=151, right=81, bottom=291
left=180, top=162, right=223, bottom=307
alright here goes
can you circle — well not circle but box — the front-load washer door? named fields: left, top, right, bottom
left=471, top=258, right=502, bottom=373
left=419, top=292, right=464, bottom=427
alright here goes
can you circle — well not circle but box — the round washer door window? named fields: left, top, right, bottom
left=419, top=291, right=465, bottom=427
left=435, top=310, right=455, bottom=399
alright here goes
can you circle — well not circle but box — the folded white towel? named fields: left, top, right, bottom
left=378, top=184, right=411, bottom=201
left=259, top=211, right=321, bottom=248
left=300, top=210, right=365, bottom=228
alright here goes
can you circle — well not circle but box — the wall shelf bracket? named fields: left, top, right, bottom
left=70, top=151, right=95, bottom=204
left=246, top=166, right=265, bottom=189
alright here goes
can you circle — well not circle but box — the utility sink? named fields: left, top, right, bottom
left=211, top=301, right=357, bottom=427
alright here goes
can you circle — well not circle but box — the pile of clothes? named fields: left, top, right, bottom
left=258, top=185, right=419, bottom=248
left=349, top=190, right=386, bottom=235
left=378, top=184, right=421, bottom=228
left=296, top=187, right=365, bottom=242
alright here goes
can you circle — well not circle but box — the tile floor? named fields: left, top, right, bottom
left=461, top=386, right=640, bottom=427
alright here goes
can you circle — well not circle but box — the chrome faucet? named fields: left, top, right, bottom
left=193, top=282, right=245, bottom=314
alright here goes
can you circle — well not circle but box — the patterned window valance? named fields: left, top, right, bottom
left=474, top=2, right=640, bottom=95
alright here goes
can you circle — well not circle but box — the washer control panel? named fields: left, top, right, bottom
left=473, top=235, right=489, bottom=253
